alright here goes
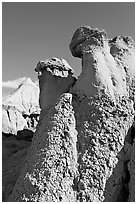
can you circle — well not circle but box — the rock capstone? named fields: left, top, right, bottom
left=35, top=57, right=76, bottom=110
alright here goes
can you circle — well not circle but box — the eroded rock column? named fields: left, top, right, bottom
left=69, top=26, right=135, bottom=201
left=8, top=59, right=78, bottom=201
left=8, top=28, right=135, bottom=202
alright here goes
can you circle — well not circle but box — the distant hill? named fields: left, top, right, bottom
left=2, top=78, right=40, bottom=135
left=3, top=78, right=40, bottom=115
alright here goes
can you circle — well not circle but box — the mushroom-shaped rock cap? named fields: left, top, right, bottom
left=69, top=26, right=108, bottom=58
left=35, top=57, right=74, bottom=77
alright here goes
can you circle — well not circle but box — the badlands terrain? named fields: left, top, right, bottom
left=2, top=26, right=135, bottom=202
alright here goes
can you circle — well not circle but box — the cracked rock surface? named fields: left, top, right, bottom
left=7, top=27, right=135, bottom=202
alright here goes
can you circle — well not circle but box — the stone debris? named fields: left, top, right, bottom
left=4, top=26, right=135, bottom=202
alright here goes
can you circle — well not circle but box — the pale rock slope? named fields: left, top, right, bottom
left=2, top=77, right=26, bottom=89
left=3, top=78, right=40, bottom=114
left=8, top=27, right=135, bottom=202
left=2, top=78, right=40, bottom=135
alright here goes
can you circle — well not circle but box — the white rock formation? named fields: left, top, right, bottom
left=7, top=27, right=135, bottom=202
left=69, top=26, right=135, bottom=201
left=3, top=78, right=40, bottom=114
left=2, top=78, right=40, bottom=135
left=2, top=106, right=28, bottom=135
left=69, top=27, right=132, bottom=100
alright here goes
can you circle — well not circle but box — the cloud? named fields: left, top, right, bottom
left=2, top=77, right=26, bottom=89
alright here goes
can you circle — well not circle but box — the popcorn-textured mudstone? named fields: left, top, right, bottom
left=9, top=93, right=78, bottom=202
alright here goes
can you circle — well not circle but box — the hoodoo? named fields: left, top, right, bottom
left=69, top=26, right=135, bottom=201
left=8, top=27, right=135, bottom=202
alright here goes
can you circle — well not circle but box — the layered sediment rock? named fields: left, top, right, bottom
left=2, top=78, right=40, bottom=135
left=3, top=78, right=40, bottom=114
left=8, top=27, right=135, bottom=202
left=2, top=105, right=28, bottom=135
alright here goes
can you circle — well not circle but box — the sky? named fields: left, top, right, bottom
left=2, top=2, right=135, bottom=97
